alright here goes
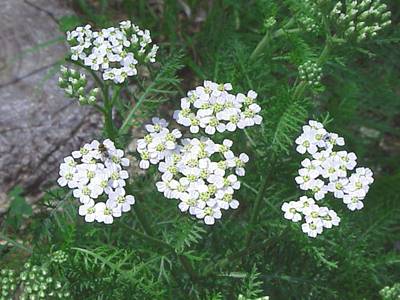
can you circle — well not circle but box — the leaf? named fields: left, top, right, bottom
left=58, top=15, right=83, bottom=32
left=5, top=186, right=32, bottom=230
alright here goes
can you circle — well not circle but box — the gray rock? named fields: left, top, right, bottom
left=0, top=0, right=101, bottom=213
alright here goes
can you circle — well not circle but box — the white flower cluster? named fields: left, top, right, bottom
left=173, top=81, right=262, bottom=135
left=58, top=66, right=99, bottom=104
left=331, top=0, right=391, bottom=42
left=136, top=117, right=182, bottom=169
left=57, top=139, right=135, bottom=224
left=67, top=20, right=159, bottom=84
left=282, top=120, right=374, bottom=238
left=137, top=117, right=249, bottom=225
left=298, top=61, right=322, bottom=88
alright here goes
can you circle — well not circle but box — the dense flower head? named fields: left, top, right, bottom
left=57, top=139, right=135, bottom=224
left=330, top=0, right=391, bottom=42
left=137, top=118, right=249, bottom=225
left=0, top=269, right=17, bottom=299
left=282, top=120, right=374, bottom=237
left=58, top=66, right=99, bottom=104
left=173, top=81, right=263, bottom=135
left=16, top=262, right=69, bottom=299
left=298, top=61, right=322, bottom=88
left=136, top=117, right=182, bottom=169
left=66, top=20, right=159, bottom=84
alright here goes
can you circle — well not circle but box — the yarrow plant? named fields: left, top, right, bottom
left=281, top=120, right=374, bottom=237
left=137, top=117, right=250, bottom=225
left=57, top=139, right=135, bottom=224
left=173, top=81, right=262, bottom=134
left=66, top=20, right=159, bottom=83
left=2, top=2, right=398, bottom=298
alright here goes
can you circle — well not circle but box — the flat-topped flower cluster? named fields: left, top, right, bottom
left=67, top=20, right=158, bottom=84
left=58, top=139, right=135, bottom=224
left=173, top=81, right=262, bottom=135
left=282, top=120, right=374, bottom=237
left=137, top=117, right=249, bottom=225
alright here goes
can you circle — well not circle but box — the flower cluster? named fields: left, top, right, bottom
left=297, top=0, right=323, bottom=34
left=0, top=269, right=17, bottom=299
left=380, top=283, right=400, bottom=300
left=173, top=81, right=262, bottom=135
left=67, top=20, right=159, bottom=84
left=57, top=139, right=135, bottom=224
left=282, top=120, right=374, bottom=237
left=58, top=66, right=99, bottom=104
left=299, top=16, right=319, bottom=33
left=136, top=117, right=182, bottom=169
left=330, top=0, right=391, bottom=42
left=51, top=250, right=68, bottom=265
left=137, top=118, right=249, bottom=225
left=17, top=263, right=70, bottom=299
left=298, top=61, right=322, bottom=88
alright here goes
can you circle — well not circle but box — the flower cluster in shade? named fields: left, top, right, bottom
left=57, top=139, right=135, bottom=224
left=379, top=283, right=400, bottom=300
left=137, top=117, right=249, bottom=225
left=298, top=61, right=322, bottom=88
left=297, top=0, right=323, bottom=34
left=173, top=81, right=262, bottom=135
left=330, top=0, right=391, bottom=42
left=67, top=20, right=158, bottom=84
left=58, top=66, right=99, bottom=105
left=0, top=263, right=70, bottom=300
left=282, top=120, right=374, bottom=238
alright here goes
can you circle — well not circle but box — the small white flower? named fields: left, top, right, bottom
left=327, top=178, right=349, bottom=199
left=78, top=200, right=96, bottom=222
left=281, top=201, right=302, bottom=222
left=195, top=205, right=222, bottom=225
left=343, top=193, right=364, bottom=211
left=301, top=220, right=323, bottom=238
left=295, top=131, right=318, bottom=154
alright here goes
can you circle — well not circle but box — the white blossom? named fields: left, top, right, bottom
left=138, top=119, right=249, bottom=225
left=66, top=21, right=158, bottom=84
left=174, top=81, right=263, bottom=135
left=57, top=139, right=135, bottom=224
left=286, top=120, right=374, bottom=237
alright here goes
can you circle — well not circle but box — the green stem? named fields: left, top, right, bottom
left=66, top=58, right=106, bottom=97
left=124, top=224, right=172, bottom=250
left=125, top=183, right=199, bottom=280
left=244, top=153, right=276, bottom=248
left=293, top=35, right=332, bottom=101
left=119, top=82, right=156, bottom=136
left=133, top=197, right=154, bottom=236
left=0, top=233, right=32, bottom=254
left=250, top=19, right=299, bottom=61
left=102, top=85, right=117, bottom=140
